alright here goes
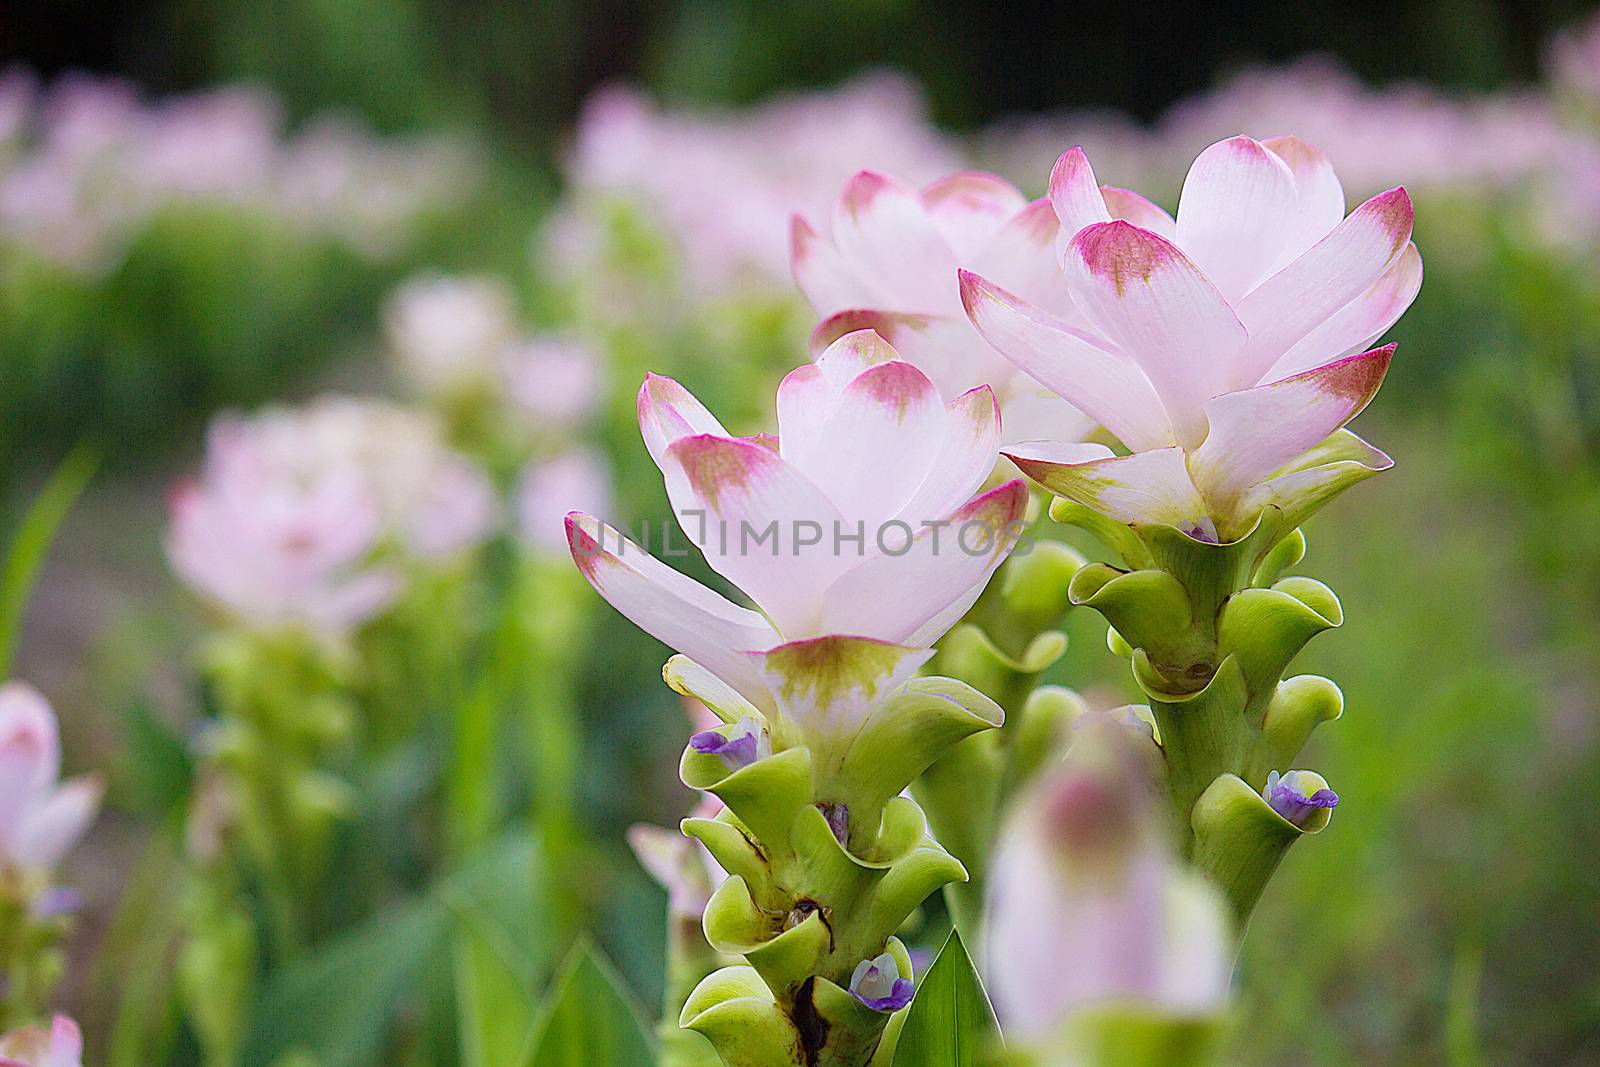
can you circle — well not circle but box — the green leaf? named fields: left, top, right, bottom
left=892, top=930, right=999, bottom=1067
left=0, top=444, right=97, bottom=675
left=521, top=943, right=654, bottom=1067
left=452, top=907, right=538, bottom=1067
left=122, top=702, right=196, bottom=815
left=243, top=836, right=553, bottom=1067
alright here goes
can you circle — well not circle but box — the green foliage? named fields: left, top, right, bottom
left=0, top=444, right=96, bottom=675
left=891, top=931, right=998, bottom=1067
left=521, top=943, right=655, bottom=1067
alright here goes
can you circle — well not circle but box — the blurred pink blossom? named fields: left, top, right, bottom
left=986, top=715, right=1230, bottom=1051
left=517, top=448, right=613, bottom=555
left=0, top=682, right=102, bottom=880
left=0, top=1015, right=83, bottom=1067
left=561, top=72, right=962, bottom=295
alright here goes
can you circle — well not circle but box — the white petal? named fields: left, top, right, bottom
left=790, top=213, right=867, bottom=317
left=637, top=374, right=730, bottom=468
left=1267, top=242, right=1422, bottom=380
left=920, top=171, right=1029, bottom=260
left=567, top=513, right=775, bottom=702
left=1233, top=187, right=1414, bottom=388
left=1061, top=223, right=1247, bottom=449
left=961, top=269, right=1173, bottom=451
left=1190, top=344, right=1395, bottom=506
left=1002, top=446, right=1212, bottom=536
left=831, top=170, right=961, bottom=315
left=660, top=436, right=846, bottom=635
left=14, top=776, right=101, bottom=870
left=1175, top=135, right=1300, bottom=301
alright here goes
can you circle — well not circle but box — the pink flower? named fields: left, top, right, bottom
left=0, top=684, right=101, bottom=879
left=516, top=449, right=613, bottom=556
left=0, top=1016, right=82, bottom=1067
left=167, top=415, right=399, bottom=635
left=383, top=274, right=520, bottom=398
left=792, top=170, right=1093, bottom=442
left=567, top=330, right=1026, bottom=721
left=964, top=136, right=1420, bottom=540
left=985, top=716, right=1230, bottom=1046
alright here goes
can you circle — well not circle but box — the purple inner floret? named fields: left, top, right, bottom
left=1267, top=778, right=1341, bottom=826
left=853, top=976, right=915, bottom=1013
left=689, top=728, right=758, bottom=769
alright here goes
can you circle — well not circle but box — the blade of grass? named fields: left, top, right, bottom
left=0, top=443, right=98, bottom=676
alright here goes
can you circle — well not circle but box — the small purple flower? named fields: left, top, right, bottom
left=849, top=953, right=914, bottom=1013
left=1264, top=770, right=1340, bottom=828
left=688, top=715, right=768, bottom=772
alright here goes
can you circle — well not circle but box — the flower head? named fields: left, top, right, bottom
left=0, top=1015, right=83, bottom=1067
left=1263, top=769, right=1340, bottom=828
left=986, top=715, right=1231, bottom=1039
left=0, top=684, right=101, bottom=881
left=964, top=135, right=1420, bottom=540
left=567, top=330, right=1025, bottom=728
left=848, top=953, right=914, bottom=1013
left=168, top=398, right=495, bottom=634
left=793, top=170, right=1093, bottom=442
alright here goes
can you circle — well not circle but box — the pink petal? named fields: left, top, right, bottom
left=1048, top=147, right=1112, bottom=242
left=566, top=513, right=774, bottom=702
left=790, top=213, right=866, bottom=317
left=831, top=170, right=962, bottom=315
left=660, top=435, right=847, bottom=633
left=781, top=359, right=948, bottom=532
left=1000, top=446, right=1213, bottom=536
left=14, top=775, right=101, bottom=870
left=960, top=270, right=1173, bottom=451
left=637, top=373, right=730, bottom=467
left=1175, top=135, right=1300, bottom=301
left=1267, top=242, right=1422, bottom=380
left=966, top=199, right=1076, bottom=318
left=900, top=385, right=1003, bottom=522
left=0, top=681, right=59, bottom=792
left=813, top=327, right=900, bottom=390
left=1232, top=187, right=1414, bottom=388
left=820, top=480, right=1029, bottom=648
left=808, top=309, right=979, bottom=402
left=1062, top=223, right=1247, bottom=448
left=1190, top=345, right=1396, bottom=506
left=1099, top=186, right=1177, bottom=239
left=920, top=171, right=1029, bottom=260
left=1261, top=136, right=1346, bottom=271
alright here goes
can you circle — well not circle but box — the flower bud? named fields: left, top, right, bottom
left=1263, top=769, right=1340, bottom=829
left=848, top=953, right=914, bottom=1013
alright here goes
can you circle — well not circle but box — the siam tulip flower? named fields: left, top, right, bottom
left=515, top=449, right=614, bottom=556
left=0, top=683, right=102, bottom=881
left=234, top=396, right=498, bottom=560
left=383, top=273, right=520, bottom=398
left=792, top=170, right=1094, bottom=442
left=964, top=135, right=1421, bottom=541
left=847, top=953, right=914, bottom=1013
left=1263, top=769, right=1340, bottom=828
left=128, top=87, right=279, bottom=204
left=567, top=330, right=1026, bottom=732
left=0, top=1015, right=83, bottom=1067
left=985, top=715, right=1231, bottom=1057
left=167, top=417, right=398, bottom=635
